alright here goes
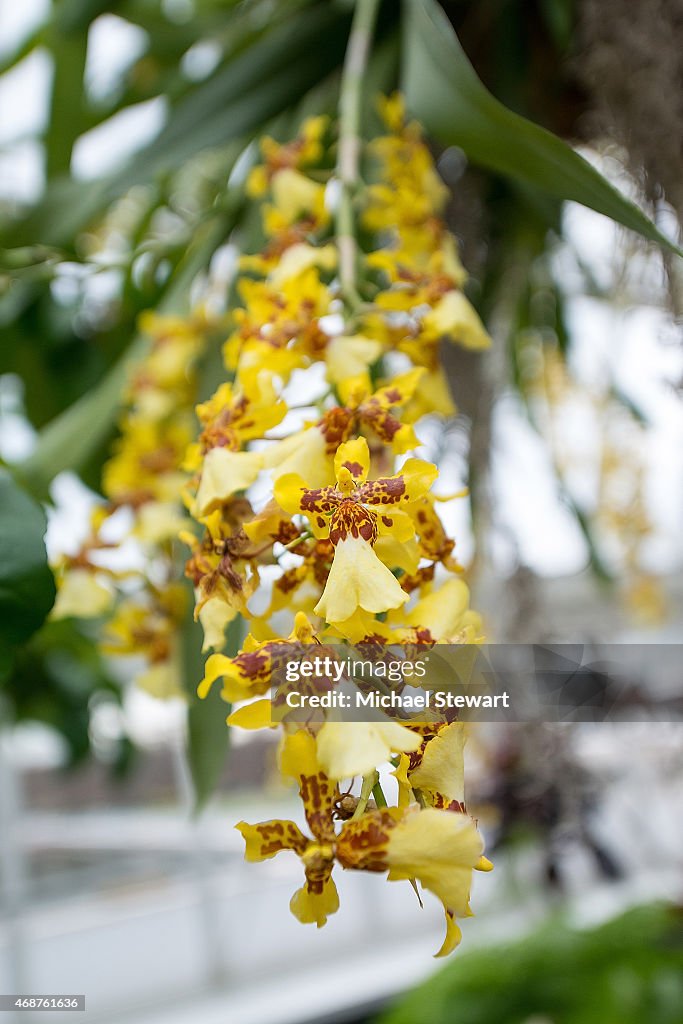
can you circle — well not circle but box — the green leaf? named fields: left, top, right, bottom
left=180, top=581, right=241, bottom=812
left=1, top=618, right=128, bottom=766
left=402, top=0, right=682, bottom=257
left=0, top=26, right=43, bottom=76
left=53, top=0, right=126, bottom=34
left=18, top=333, right=149, bottom=501
left=127, top=3, right=348, bottom=173
left=4, top=3, right=350, bottom=249
left=44, top=23, right=88, bottom=177
left=0, top=470, right=56, bottom=659
left=0, top=646, right=14, bottom=687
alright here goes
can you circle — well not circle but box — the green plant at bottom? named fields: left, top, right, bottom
left=379, top=903, right=683, bottom=1024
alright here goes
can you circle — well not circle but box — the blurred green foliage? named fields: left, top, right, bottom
left=380, top=903, right=683, bottom=1024
left=2, top=617, right=131, bottom=768
left=0, top=469, right=55, bottom=675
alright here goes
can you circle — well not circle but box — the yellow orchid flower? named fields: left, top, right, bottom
left=265, top=538, right=334, bottom=618
left=268, top=242, right=336, bottom=286
left=198, top=611, right=316, bottom=703
left=136, top=657, right=184, bottom=700
left=403, top=366, right=457, bottom=420
left=237, top=731, right=340, bottom=927
left=133, top=501, right=189, bottom=543
left=336, top=805, right=489, bottom=956
left=195, top=370, right=287, bottom=452
left=262, top=423, right=336, bottom=490
left=391, top=577, right=473, bottom=640
left=181, top=93, right=494, bottom=952
left=183, top=502, right=266, bottom=650
left=274, top=437, right=436, bottom=624
left=246, top=114, right=329, bottom=198
left=316, top=720, right=421, bottom=780
left=342, top=367, right=426, bottom=453
left=408, top=493, right=462, bottom=571
left=263, top=169, right=329, bottom=234
left=325, top=334, right=383, bottom=398
left=263, top=368, right=426, bottom=491
left=100, top=588, right=187, bottom=700
left=51, top=568, right=113, bottom=620
left=191, top=369, right=289, bottom=512
left=197, top=594, right=239, bottom=653
left=103, top=417, right=192, bottom=507
left=314, top=530, right=408, bottom=624
left=274, top=436, right=437, bottom=538
left=402, top=721, right=467, bottom=811
left=227, top=698, right=274, bottom=730
left=236, top=817, right=339, bottom=928
left=421, top=290, right=491, bottom=350
left=223, top=268, right=331, bottom=375
left=194, top=448, right=265, bottom=515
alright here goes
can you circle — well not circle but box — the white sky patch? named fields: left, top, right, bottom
left=564, top=297, right=618, bottom=389
left=319, top=312, right=344, bottom=336
left=281, top=361, right=329, bottom=406
left=616, top=306, right=683, bottom=420
left=45, top=472, right=101, bottom=560
left=0, top=138, right=44, bottom=202
left=324, top=177, right=341, bottom=214
left=181, top=39, right=222, bottom=82
left=0, top=47, right=51, bottom=144
left=122, top=685, right=186, bottom=745
left=0, top=374, right=37, bottom=460
left=85, top=15, right=148, bottom=102
left=204, top=242, right=240, bottom=312
left=0, top=0, right=49, bottom=59
left=71, top=96, right=167, bottom=179
left=492, top=395, right=589, bottom=576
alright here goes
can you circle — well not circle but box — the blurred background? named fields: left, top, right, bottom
left=1, top=0, right=682, bottom=1022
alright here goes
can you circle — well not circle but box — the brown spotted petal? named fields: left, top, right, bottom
left=357, top=368, right=425, bottom=452
left=236, top=819, right=309, bottom=860
left=358, top=400, right=416, bottom=452
left=336, top=807, right=402, bottom=872
left=319, top=406, right=354, bottom=452
left=273, top=472, right=339, bottom=537
left=333, top=437, right=371, bottom=487
left=291, top=848, right=339, bottom=927
left=279, top=731, right=340, bottom=844
left=356, top=458, right=437, bottom=507
left=411, top=495, right=459, bottom=569
left=299, top=772, right=339, bottom=845
left=198, top=638, right=293, bottom=702
left=329, top=500, right=378, bottom=545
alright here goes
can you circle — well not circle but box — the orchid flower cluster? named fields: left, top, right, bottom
left=51, top=310, right=216, bottom=698
left=187, top=96, right=493, bottom=955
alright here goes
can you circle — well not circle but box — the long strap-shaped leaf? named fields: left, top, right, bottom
left=0, top=470, right=56, bottom=673
left=18, top=201, right=242, bottom=499
left=4, top=3, right=350, bottom=249
left=402, top=0, right=682, bottom=257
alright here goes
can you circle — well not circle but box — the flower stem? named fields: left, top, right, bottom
left=351, top=769, right=379, bottom=819
left=372, top=780, right=388, bottom=807
left=279, top=531, right=312, bottom=553
left=336, top=0, right=380, bottom=309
